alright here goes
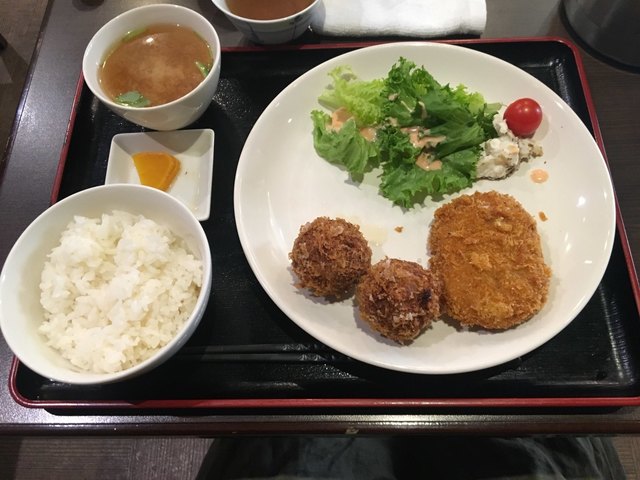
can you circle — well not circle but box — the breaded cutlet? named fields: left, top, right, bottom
left=428, top=191, right=551, bottom=330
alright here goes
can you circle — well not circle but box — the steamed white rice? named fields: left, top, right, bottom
left=39, top=210, right=203, bottom=374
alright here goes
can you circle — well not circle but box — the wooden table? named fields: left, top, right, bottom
left=1, top=0, right=640, bottom=435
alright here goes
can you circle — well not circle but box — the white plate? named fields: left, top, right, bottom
left=105, top=129, right=214, bottom=221
left=233, top=42, right=616, bottom=374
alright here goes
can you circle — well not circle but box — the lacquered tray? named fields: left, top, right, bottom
left=10, top=38, right=640, bottom=409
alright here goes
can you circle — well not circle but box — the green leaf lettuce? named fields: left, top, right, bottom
left=310, top=57, right=501, bottom=207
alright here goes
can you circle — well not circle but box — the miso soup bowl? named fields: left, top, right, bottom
left=211, top=0, right=319, bottom=44
left=82, top=4, right=221, bottom=131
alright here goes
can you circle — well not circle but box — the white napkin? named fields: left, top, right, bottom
left=311, top=0, right=487, bottom=37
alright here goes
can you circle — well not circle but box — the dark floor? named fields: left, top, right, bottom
left=0, top=0, right=48, bottom=163
left=0, top=437, right=213, bottom=479
left=0, top=1, right=639, bottom=479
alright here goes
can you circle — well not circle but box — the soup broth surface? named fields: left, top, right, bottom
left=100, top=24, right=212, bottom=107
left=226, top=0, right=314, bottom=20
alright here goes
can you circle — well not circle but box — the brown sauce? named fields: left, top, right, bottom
left=100, top=24, right=212, bottom=107
left=226, top=0, right=314, bottom=20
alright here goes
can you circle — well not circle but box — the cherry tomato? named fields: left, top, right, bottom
left=503, top=98, right=543, bottom=137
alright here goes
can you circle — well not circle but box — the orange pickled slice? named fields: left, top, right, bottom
left=132, top=151, right=181, bottom=191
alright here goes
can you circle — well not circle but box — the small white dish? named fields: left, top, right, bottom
left=105, top=129, right=214, bottom=221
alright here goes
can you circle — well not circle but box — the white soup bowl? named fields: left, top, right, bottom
left=211, top=0, right=319, bottom=44
left=82, top=4, right=221, bottom=131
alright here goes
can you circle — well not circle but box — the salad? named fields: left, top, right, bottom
left=311, top=57, right=533, bottom=208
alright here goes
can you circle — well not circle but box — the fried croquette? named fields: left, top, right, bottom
left=356, top=258, right=441, bottom=343
left=428, top=191, right=551, bottom=330
left=289, top=217, right=372, bottom=298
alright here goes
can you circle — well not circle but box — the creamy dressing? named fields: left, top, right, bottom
left=330, top=107, right=351, bottom=131
left=359, top=127, right=377, bottom=142
left=402, top=127, right=446, bottom=149
left=330, top=107, right=377, bottom=142
left=530, top=168, right=549, bottom=183
left=415, top=152, right=442, bottom=171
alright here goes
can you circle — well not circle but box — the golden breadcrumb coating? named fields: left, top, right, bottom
left=289, top=217, right=372, bottom=299
left=356, top=258, right=441, bottom=343
left=428, top=191, right=551, bottom=330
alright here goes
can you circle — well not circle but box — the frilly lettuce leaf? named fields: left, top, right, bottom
left=311, top=57, right=501, bottom=207
left=317, top=66, right=385, bottom=127
left=377, top=126, right=477, bottom=208
left=311, top=110, right=379, bottom=176
left=382, top=57, right=440, bottom=127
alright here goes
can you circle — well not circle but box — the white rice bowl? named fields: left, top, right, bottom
left=39, top=211, right=203, bottom=374
left=0, top=184, right=212, bottom=385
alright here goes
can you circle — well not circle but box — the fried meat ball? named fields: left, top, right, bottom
left=289, top=217, right=372, bottom=298
left=356, top=258, right=441, bottom=344
left=428, top=191, right=551, bottom=330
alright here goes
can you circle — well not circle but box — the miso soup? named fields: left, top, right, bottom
left=100, top=24, right=213, bottom=107
left=226, top=0, right=314, bottom=20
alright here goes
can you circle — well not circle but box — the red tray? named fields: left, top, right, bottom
left=10, top=38, right=640, bottom=410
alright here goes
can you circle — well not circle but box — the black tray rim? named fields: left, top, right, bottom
left=10, top=36, right=640, bottom=410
